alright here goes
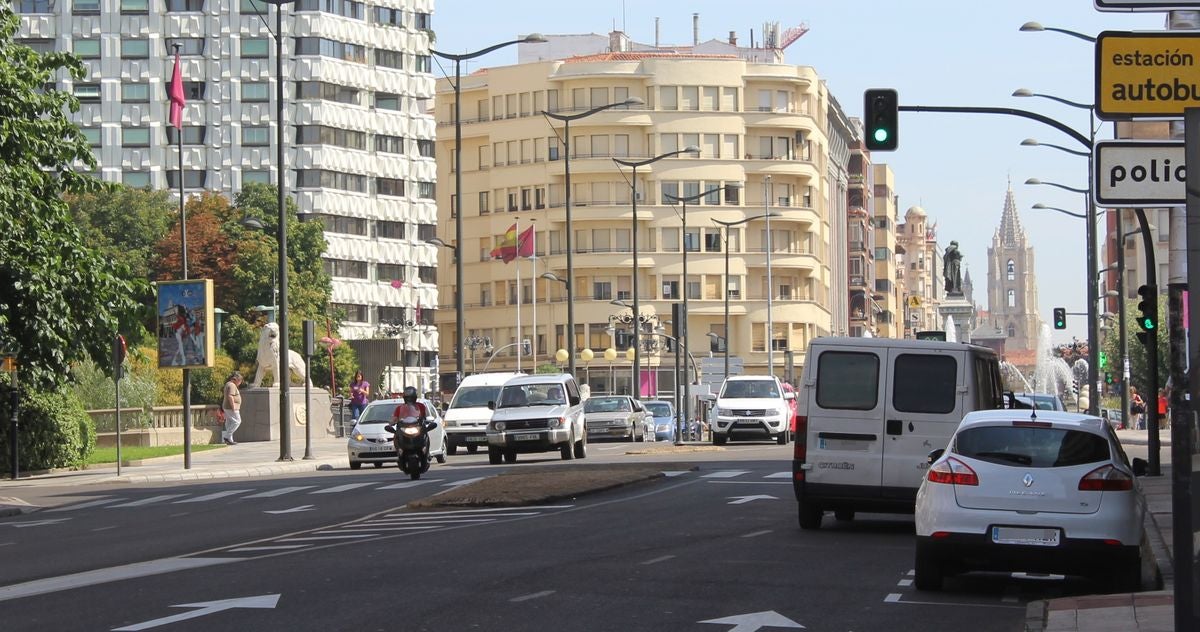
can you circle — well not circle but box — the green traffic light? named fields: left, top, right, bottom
left=1142, top=317, right=1156, bottom=330
left=873, top=128, right=889, bottom=143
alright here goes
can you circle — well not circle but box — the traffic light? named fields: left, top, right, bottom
left=1105, top=371, right=1113, bottom=384
left=864, top=88, right=899, bottom=151
left=1099, top=351, right=1108, bottom=370
left=1136, top=284, right=1157, bottom=332
left=1136, top=331, right=1150, bottom=347
left=1052, top=307, right=1067, bottom=330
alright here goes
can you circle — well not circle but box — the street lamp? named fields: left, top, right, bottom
left=1018, top=22, right=1096, bottom=43
left=1020, top=137, right=1089, bottom=158
left=543, top=97, right=644, bottom=379
left=541, top=271, right=568, bottom=354
left=1030, top=203, right=1087, bottom=220
left=613, top=146, right=699, bottom=398
left=713, top=213, right=780, bottom=378
left=464, top=335, right=493, bottom=374
left=432, top=33, right=547, bottom=384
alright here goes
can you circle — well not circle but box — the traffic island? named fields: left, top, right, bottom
left=407, top=462, right=698, bottom=509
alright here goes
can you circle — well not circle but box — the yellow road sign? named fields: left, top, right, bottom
left=907, top=295, right=922, bottom=309
left=1095, top=31, right=1200, bottom=119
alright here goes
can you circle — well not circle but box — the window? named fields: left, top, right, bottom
left=415, top=181, right=435, bottom=199
left=312, top=214, right=366, bottom=235
left=165, top=126, right=206, bottom=144
left=295, top=81, right=360, bottom=104
left=121, top=83, right=149, bottom=102
left=332, top=303, right=369, bottom=323
left=377, top=263, right=405, bottom=282
left=704, top=230, right=721, bottom=252
left=241, top=82, right=269, bottom=102
left=242, top=126, right=270, bottom=146
left=81, top=127, right=102, bottom=147
left=294, top=125, right=366, bottom=150
left=414, top=55, right=431, bottom=73
left=375, top=134, right=405, bottom=154
left=243, top=170, right=270, bottom=184
left=73, top=0, right=99, bottom=11
left=659, top=86, right=677, bottom=110
left=295, top=0, right=364, bottom=19
left=418, top=265, right=436, bottom=283
left=241, top=38, right=269, bottom=58
left=183, top=81, right=205, bottom=100
left=954, top=426, right=1110, bottom=468
left=815, top=351, right=879, bottom=410
left=374, top=92, right=402, bottom=110
left=166, top=0, right=205, bottom=10
left=240, top=0, right=268, bottom=13
left=123, top=171, right=151, bottom=188
left=1006, top=259, right=1015, bottom=281
left=373, top=6, right=403, bottom=26
left=892, top=354, right=957, bottom=414
left=324, top=258, right=369, bottom=279
left=165, top=38, right=204, bottom=55
left=295, top=169, right=369, bottom=193
left=593, top=282, right=612, bottom=301
left=681, top=86, right=698, bottom=110
left=120, top=39, right=150, bottom=58
left=377, top=220, right=405, bottom=239
left=294, top=37, right=367, bottom=64
left=414, top=11, right=431, bottom=29
left=1007, top=289, right=1015, bottom=308
left=376, top=49, right=404, bottom=70
left=376, top=177, right=405, bottom=197
left=120, top=0, right=149, bottom=13
left=17, top=0, right=55, bottom=12
left=416, top=139, right=435, bottom=158
left=1007, top=324, right=1016, bottom=338
left=662, top=280, right=679, bottom=299
left=122, top=127, right=150, bottom=146
left=74, top=39, right=100, bottom=58
left=166, top=170, right=207, bottom=188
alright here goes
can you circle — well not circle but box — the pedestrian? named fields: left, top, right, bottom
left=1158, top=388, right=1169, bottom=430
left=1130, top=387, right=1146, bottom=431
left=222, top=371, right=243, bottom=445
left=349, top=370, right=370, bottom=421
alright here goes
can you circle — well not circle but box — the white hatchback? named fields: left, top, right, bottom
left=914, top=409, right=1149, bottom=592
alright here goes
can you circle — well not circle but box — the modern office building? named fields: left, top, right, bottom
left=432, top=30, right=837, bottom=395
left=871, top=164, right=900, bottom=338
left=14, top=0, right=441, bottom=389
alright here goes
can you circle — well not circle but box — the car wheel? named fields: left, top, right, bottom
left=834, top=509, right=854, bottom=522
left=914, top=543, right=944, bottom=591
left=447, top=444, right=458, bottom=456
left=713, top=433, right=727, bottom=446
left=349, top=461, right=362, bottom=470
left=488, top=447, right=502, bottom=465
left=503, top=450, right=517, bottom=463
left=560, top=435, right=574, bottom=460
left=574, top=435, right=587, bottom=459
left=798, top=502, right=822, bottom=530
left=776, top=430, right=789, bottom=445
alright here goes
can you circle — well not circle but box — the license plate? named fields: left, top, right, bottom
left=368, top=447, right=395, bottom=453
left=991, top=526, right=1060, bottom=547
left=515, top=433, right=540, bottom=441
left=466, top=436, right=487, bottom=443
left=736, top=419, right=761, bottom=426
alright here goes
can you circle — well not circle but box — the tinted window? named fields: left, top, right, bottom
left=721, top=380, right=779, bottom=399
left=954, top=426, right=1110, bottom=468
left=816, top=351, right=878, bottom=410
left=892, top=354, right=957, bottom=414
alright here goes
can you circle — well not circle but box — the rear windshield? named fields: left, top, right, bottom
left=953, top=426, right=1111, bottom=468
left=643, top=402, right=672, bottom=416
left=721, top=380, right=780, bottom=399
left=585, top=397, right=631, bottom=413
left=816, top=351, right=879, bottom=410
left=892, top=354, right=957, bottom=414
left=449, top=386, right=501, bottom=409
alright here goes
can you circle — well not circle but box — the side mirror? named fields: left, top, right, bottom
left=487, top=401, right=495, bottom=410
left=1131, top=457, right=1148, bottom=477
left=783, top=392, right=796, bottom=400
left=927, top=448, right=944, bottom=465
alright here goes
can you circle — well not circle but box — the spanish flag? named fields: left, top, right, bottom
left=490, top=223, right=518, bottom=263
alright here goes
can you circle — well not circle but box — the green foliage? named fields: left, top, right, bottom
left=0, top=9, right=145, bottom=388
left=0, top=387, right=95, bottom=471
left=70, top=357, right=157, bottom=429
left=85, top=443, right=222, bottom=465
left=144, top=345, right=236, bottom=406
left=535, top=363, right=561, bottom=374
left=1102, top=297, right=1169, bottom=396
left=309, top=339, right=359, bottom=395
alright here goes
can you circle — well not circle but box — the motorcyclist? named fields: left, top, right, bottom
left=391, top=386, right=435, bottom=455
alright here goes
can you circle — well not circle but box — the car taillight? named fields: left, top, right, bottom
left=792, top=415, right=807, bottom=461
left=926, top=457, right=978, bottom=486
left=1078, top=464, right=1133, bottom=491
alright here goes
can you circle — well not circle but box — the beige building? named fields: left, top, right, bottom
left=432, top=49, right=836, bottom=394
left=871, top=164, right=901, bottom=338
left=896, top=206, right=944, bottom=337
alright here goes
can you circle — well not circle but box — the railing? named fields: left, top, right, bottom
left=86, top=405, right=222, bottom=432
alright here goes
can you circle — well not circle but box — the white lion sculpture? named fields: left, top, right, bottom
left=252, top=322, right=310, bottom=388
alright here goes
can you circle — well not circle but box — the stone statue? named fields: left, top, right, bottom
left=943, top=240, right=963, bottom=297
left=253, top=322, right=311, bottom=387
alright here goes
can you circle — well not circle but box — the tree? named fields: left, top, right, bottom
left=1102, top=297, right=1168, bottom=398
left=0, top=9, right=144, bottom=387
left=152, top=191, right=240, bottom=298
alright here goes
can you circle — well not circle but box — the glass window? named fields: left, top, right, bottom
left=75, top=83, right=101, bottom=101
left=373, top=6, right=403, bottom=26
left=166, top=126, right=206, bottom=144
left=166, top=170, right=207, bottom=188
left=123, top=171, right=151, bottom=188
left=120, top=0, right=149, bottom=13
left=243, top=170, right=270, bottom=185
left=375, top=92, right=401, bottom=110
left=165, top=38, right=205, bottom=55
left=816, top=351, right=879, bottom=410
left=414, top=55, right=431, bottom=73
left=122, top=127, right=151, bottom=146
left=240, top=0, right=268, bottom=13
left=17, top=0, right=56, bottom=13
left=81, top=127, right=101, bottom=147
left=121, top=83, right=149, bottom=102
left=659, top=86, right=677, bottom=110
left=376, top=49, right=404, bottom=70
left=892, top=354, right=957, bottom=414
left=376, top=177, right=405, bottom=197
left=120, top=39, right=150, bottom=58
left=73, top=0, right=100, bottom=11
left=74, top=39, right=100, bottom=58
left=166, top=0, right=205, bottom=11
left=241, top=38, right=269, bottom=58
left=241, top=82, right=269, bottom=102
left=183, top=81, right=206, bottom=100
left=242, top=126, right=270, bottom=146
left=954, top=426, right=1110, bottom=468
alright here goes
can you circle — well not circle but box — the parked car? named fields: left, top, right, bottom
left=642, top=400, right=676, bottom=442
left=914, top=409, right=1149, bottom=592
left=583, top=395, right=648, bottom=442
left=347, top=397, right=447, bottom=470
left=486, top=374, right=587, bottom=464
left=712, top=375, right=793, bottom=445
left=1100, top=407, right=1127, bottom=430
left=1010, top=392, right=1068, bottom=411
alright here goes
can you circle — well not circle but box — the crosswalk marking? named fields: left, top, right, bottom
left=310, top=483, right=375, bottom=494
left=317, top=526, right=438, bottom=533
left=702, top=470, right=749, bottom=478
left=765, top=471, right=791, bottom=479
left=108, top=494, right=188, bottom=508
left=228, top=545, right=309, bottom=552
left=376, top=480, right=439, bottom=490
left=243, top=486, right=314, bottom=498
left=278, top=534, right=378, bottom=542
left=662, top=471, right=689, bottom=477
left=444, top=477, right=485, bottom=487
left=49, top=498, right=119, bottom=512
left=174, top=490, right=252, bottom=503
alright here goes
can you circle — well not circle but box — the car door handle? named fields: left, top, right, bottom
left=886, top=419, right=903, bottom=435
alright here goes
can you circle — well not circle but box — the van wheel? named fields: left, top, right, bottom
left=776, top=431, right=789, bottom=445
left=349, top=461, right=362, bottom=470
left=713, top=433, right=727, bottom=446
left=798, top=502, right=822, bottom=530
left=488, top=448, right=502, bottom=465
left=914, top=544, right=944, bottom=591
left=834, top=509, right=855, bottom=522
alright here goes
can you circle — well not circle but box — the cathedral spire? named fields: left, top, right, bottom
left=998, top=184, right=1024, bottom=246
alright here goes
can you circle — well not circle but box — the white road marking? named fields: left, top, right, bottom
left=365, top=518, right=496, bottom=525
left=3, top=518, right=69, bottom=528
left=444, top=477, right=485, bottom=487
left=641, top=555, right=675, bottom=565
left=662, top=471, right=689, bottom=477
left=885, top=596, right=1023, bottom=609
left=765, top=471, right=791, bottom=479
left=277, top=534, right=378, bottom=542
left=706, top=480, right=791, bottom=485
left=381, top=505, right=571, bottom=517
left=727, top=494, right=777, bottom=504
left=168, top=513, right=190, bottom=518
left=264, top=505, right=315, bottom=514
left=108, top=495, right=188, bottom=508
left=897, top=579, right=913, bottom=587
left=0, top=557, right=238, bottom=603
left=376, top=480, right=438, bottom=489
left=0, top=541, right=13, bottom=546
left=91, top=526, right=118, bottom=532
left=243, top=486, right=314, bottom=498
left=885, top=593, right=902, bottom=603
left=174, top=490, right=252, bottom=503
left=319, top=526, right=438, bottom=532
left=510, top=590, right=555, bottom=602
left=740, top=530, right=772, bottom=538
left=48, top=498, right=119, bottom=512
left=310, top=482, right=375, bottom=494
left=227, top=545, right=309, bottom=552
left=703, top=470, right=750, bottom=478
left=112, top=593, right=279, bottom=631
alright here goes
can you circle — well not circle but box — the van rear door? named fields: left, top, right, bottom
left=881, top=349, right=965, bottom=499
left=804, top=346, right=886, bottom=491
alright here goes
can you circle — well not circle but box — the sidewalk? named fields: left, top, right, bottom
left=1025, top=428, right=1177, bottom=632
left=0, top=429, right=350, bottom=516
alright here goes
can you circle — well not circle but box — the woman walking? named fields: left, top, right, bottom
left=349, top=370, right=371, bottom=421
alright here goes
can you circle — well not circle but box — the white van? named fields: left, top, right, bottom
left=791, top=337, right=1004, bottom=529
left=442, top=372, right=522, bottom=455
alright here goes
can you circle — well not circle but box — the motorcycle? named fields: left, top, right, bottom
left=385, top=415, right=438, bottom=480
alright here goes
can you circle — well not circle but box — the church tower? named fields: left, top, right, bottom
left=987, top=184, right=1042, bottom=352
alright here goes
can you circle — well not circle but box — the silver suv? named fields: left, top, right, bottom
left=486, top=374, right=587, bottom=464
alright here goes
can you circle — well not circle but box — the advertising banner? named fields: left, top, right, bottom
left=157, top=279, right=215, bottom=369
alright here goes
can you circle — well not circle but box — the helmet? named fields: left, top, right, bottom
left=403, top=386, right=418, bottom=403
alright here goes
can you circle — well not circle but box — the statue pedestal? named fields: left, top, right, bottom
left=238, top=386, right=333, bottom=442
left=939, top=295, right=975, bottom=344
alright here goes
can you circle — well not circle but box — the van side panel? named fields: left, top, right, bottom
left=802, top=347, right=886, bottom=493
left=880, top=349, right=965, bottom=499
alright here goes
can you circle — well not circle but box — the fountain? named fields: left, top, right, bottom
left=1031, top=324, right=1076, bottom=397
left=944, top=315, right=957, bottom=343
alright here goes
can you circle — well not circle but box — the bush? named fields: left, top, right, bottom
left=0, top=388, right=95, bottom=472
left=141, top=345, right=237, bottom=406
left=70, top=357, right=157, bottom=430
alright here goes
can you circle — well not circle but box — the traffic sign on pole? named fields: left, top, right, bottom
left=1094, top=140, right=1186, bottom=206
left=1095, top=31, right=1200, bottom=119
left=1095, top=1, right=1200, bottom=11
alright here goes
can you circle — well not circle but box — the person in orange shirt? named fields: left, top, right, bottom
left=1158, top=388, right=1169, bottom=430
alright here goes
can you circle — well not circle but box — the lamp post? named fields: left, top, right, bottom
left=464, top=335, right=492, bottom=374
left=613, top=146, right=699, bottom=398
left=713, top=213, right=779, bottom=379
left=543, top=97, right=643, bottom=378
left=541, top=271, right=568, bottom=356
left=432, top=34, right=546, bottom=384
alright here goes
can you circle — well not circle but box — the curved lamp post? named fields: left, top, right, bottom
left=432, top=33, right=546, bottom=384
left=613, top=146, right=699, bottom=398
left=712, top=213, right=780, bottom=378
left=542, top=97, right=644, bottom=379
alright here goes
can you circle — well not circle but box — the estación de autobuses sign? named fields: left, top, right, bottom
left=1095, top=31, right=1200, bottom=119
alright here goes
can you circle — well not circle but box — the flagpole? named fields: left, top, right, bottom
left=530, top=218, right=537, bottom=369
left=169, top=43, right=192, bottom=470
left=515, top=217, right=522, bottom=373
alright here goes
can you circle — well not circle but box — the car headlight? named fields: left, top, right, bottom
left=656, top=424, right=672, bottom=432
left=493, top=421, right=506, bottom=431
left=352, top=432, right=364, bottom=441
left=716, top=408, right=733, bottom=417
left=443, top=419, right=456, bottom=427
left=764, top=409, right=782, bottom=418
left=550, top=417, right=564, bottom=428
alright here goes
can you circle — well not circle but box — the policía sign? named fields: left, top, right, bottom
left=1094, top=140, right=1185, bottom=206
left=1095, top=31, right=1200, bottom=119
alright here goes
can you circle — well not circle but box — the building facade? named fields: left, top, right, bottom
left=986, top=185, right=1041, bottom=352
left=432, top=46, right=836, bottom=395
left=845, top=125, right=876, bottom=337
left=871, top=164, right=900, bottom=338
left=15, top=0, right=441, bottom=389
left=896, top=206, right=943, bottom=337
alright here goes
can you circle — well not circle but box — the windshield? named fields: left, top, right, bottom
left=450, top=386, right=501, bottom=409
left=359, top=404, right=396, bottom=424
left=585, top=397, right=631, bottom=413
left=720, top=380, right=780, bottom=399
left=643, top=402, right=672, bottom=417
left=497, top=383, right=567, bottom=408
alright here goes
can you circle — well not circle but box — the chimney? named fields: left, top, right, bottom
left=728, top=30, right=737, bottom=46
left=693, top=13, right=699, bottom=46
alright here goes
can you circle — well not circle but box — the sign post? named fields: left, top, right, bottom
left=1095, top=31, right=1200, bottom=120
left=2, top=351, right=16, bottom=481
left=1094, top=140, right=1186, bottom=206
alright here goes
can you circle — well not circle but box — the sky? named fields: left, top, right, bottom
left=430, top=0, right=1167, bottom=345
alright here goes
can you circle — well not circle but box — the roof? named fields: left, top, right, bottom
left=563, top=51, right=740, bottom=63
left=811, top=335, right=996, bottom=355
left=961, top=409, right=1104, bottom=428
left=504, top=373, right=575, bottom=385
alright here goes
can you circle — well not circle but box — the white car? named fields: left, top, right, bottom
left=914, top=409, right=1149, bottom=592
left=712, top=375, right=793, bottom=445
left=347, top=398, right=447, bottom=469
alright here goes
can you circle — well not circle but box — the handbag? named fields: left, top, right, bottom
left=215, top=408, right=226, bottom=424
left=1131, top=399, right=1145, bottom=415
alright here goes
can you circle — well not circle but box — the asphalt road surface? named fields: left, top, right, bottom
left=0, top=441, right=1127, bottom=631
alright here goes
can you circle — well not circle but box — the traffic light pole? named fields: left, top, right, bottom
left=1133, top=208, right=1159, bottom=477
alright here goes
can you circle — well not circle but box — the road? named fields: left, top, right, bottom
left=0, top=440, right=1135, bottom=631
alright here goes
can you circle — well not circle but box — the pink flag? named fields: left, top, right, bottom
left=168, top=50, right=186, bottom=129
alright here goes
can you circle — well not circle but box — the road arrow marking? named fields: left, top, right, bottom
left=264, top=505, right=314, bottom=514
left=4, top=518, right=70, bottom=528
left=727, top=495, right=777, bottom=505
left=699, top=610, right=804, bottom=631
left=112, top=593, right=280, bottom=631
